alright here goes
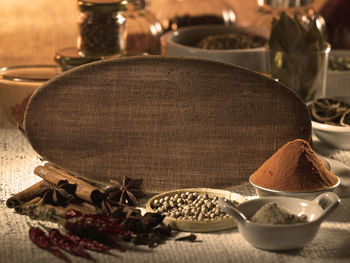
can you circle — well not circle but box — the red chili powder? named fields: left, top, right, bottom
left=250, top=139, right=339, bottom=192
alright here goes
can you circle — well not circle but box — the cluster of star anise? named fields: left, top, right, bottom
left=40, top=179, right=77, bottom=206
left=103, top=176, right=146, bottom=206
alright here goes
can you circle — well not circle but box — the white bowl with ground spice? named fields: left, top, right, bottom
left=249, top=139, right=340, bottom=200
left=218, top=192, right=340, bottom=251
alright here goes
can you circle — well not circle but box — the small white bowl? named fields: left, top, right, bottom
left=218, top=192, right=340, bottom=251
left=309, top=96, right=350, bottom=150
left=249, top=176, right=340, bottom=200
left=0, top=65, right=59, bottom=125
left=161, top=25, right=268, bottom=72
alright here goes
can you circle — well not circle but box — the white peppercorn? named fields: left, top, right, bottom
left=150, top=191, right=238, bottom=222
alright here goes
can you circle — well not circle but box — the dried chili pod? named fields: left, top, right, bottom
left=48, top=229, right=93, bottom=260
left=28, top=226, right=70, bottom=262
left=65, top=214, right=132, bottom=238
left=65, top=232, right=111, bottom=252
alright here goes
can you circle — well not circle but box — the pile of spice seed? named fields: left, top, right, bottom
left=151, top=192, right=237, bottom=221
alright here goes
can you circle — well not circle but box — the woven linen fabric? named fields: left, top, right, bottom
left=1, top=127, right=350, bottom=263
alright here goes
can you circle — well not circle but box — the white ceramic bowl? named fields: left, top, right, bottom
left=218, top=192, right=340, bottom=251
left=249, top=176, right=340, bottom=200
left=309, top=96, right=350, bottom=150
left=326, top=50, right=350, bottom=97
left=161, top=25, right=268, bottom=72
left=0, top=65, right=59, bottom=125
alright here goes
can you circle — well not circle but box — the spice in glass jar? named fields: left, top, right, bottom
left=77, top=0, right=128, bottom=57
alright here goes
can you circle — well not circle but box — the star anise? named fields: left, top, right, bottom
left=103, top=176, right=145, bottom=206
left=41, top=179, right=77, bottom=206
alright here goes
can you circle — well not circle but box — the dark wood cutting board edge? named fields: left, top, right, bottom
left=23, top=55, right=311, bottom=193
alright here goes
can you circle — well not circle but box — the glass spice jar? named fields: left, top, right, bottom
left=125, top=0, right=163, bottom=54
left=77, top=0, right=128, bottom=57
left=254, top=0, right=326, bottom=38
left=150, top=0, right=236, bottom=32
left=54, top=47, right=101, bottom=72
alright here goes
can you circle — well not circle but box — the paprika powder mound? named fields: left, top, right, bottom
left=250, top=139, right=339, bottom=192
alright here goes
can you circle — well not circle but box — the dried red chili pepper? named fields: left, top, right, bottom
left=65, top=232, right=111, bottom=252
left=48, top=229, right=93, bottom=260
left=28, top=227, right=70, bottom=262
left=65, top=211, right=132, bottom=238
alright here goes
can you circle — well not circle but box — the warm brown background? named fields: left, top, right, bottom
left=0, top=0, right=327, bottom=67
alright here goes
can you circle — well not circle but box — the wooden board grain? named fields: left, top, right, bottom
left=23, top=56, right=311, bottom=192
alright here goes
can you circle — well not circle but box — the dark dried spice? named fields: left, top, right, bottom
left=104, top=176, right=145, bottom=206
left=41, top=180, right=77, bottom=206
left=175, top=233, right=199, bottom=242
left=129, top=225, right=172, bottom=248
left=196, top=32, right=266, bottom=50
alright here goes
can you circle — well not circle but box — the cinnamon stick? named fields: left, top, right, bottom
left=6, top=180, right=49, bottom=208
left=34, top=164, right=102, bottom=204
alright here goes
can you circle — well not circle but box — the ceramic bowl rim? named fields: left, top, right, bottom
left=161, top=24, right=267, bottom=54
left=248, top=175, right=340, bottom=195
left=312, top=120, right=350, bottom=133
left=307, top=96, right=350, bottom=133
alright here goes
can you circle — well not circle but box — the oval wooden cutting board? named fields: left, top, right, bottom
left=24, top=56, right=311, bottom=193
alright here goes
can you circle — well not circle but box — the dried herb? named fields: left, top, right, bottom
left=41, top=180, right=77, bottom=206
left=196, top=32, right=266, bottom=50
left=104, top=176, right=145, bottom=206
left=175, top=233, right=199, bottom=242
left=308, top=98, right=350, bottom=126
left=329, top=56, right=350, bottom=71
left=28, top=226, right=70, bottom=262
left=269, top=12, right=327, bottom=102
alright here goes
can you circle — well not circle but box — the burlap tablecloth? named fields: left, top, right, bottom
left=1, top=127, right=349, bottom=263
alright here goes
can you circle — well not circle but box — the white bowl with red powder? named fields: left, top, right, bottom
left=249, top=139, right=341, bottom=200
left=249, top=177, right=340, bottom=200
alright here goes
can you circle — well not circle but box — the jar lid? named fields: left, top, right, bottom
left=54, top=47, right=101, bottom=71
left=261, top=0, right=313, bottom=7
left=0, top=65, right=59, bottom=82
left=78, top=0, right=128, bottom=12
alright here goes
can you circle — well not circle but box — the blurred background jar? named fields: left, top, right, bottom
left=250, top=0, right=326, bottom=38
left=77, top=0, right=128, bottom=57
left=125, top=0, right=163, bottom=54
left=150, top=0, right=237, bottom=32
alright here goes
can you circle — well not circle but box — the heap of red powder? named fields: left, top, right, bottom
left=250, top=139, right=339, bottom=192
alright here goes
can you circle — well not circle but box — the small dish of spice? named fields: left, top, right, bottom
left=218, top=192, right=340, bottom=251
left=249, top=139, right=340, bottom=199
left=161, top=25, right=268, bottom=73
left=307, top=97, right=350, bottom=150
left=145, top=188, right=246, bottom=232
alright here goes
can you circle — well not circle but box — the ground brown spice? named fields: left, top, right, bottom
left=250, top=139, right=339, bottom=191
